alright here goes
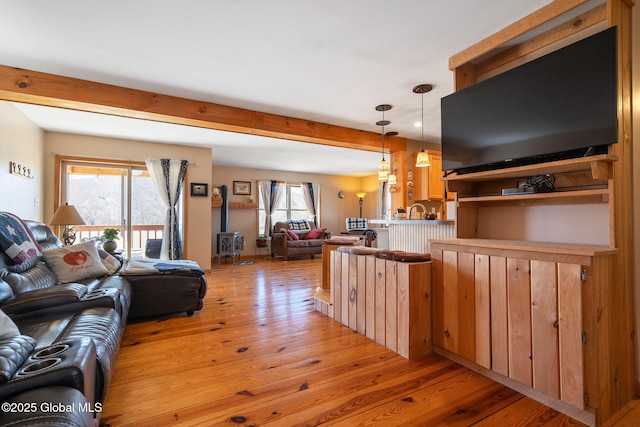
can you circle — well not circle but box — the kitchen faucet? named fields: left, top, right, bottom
left=408, top=203, right=427, bottom=219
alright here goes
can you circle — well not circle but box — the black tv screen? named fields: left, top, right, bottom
left=441, top=26, right=618, bottom=174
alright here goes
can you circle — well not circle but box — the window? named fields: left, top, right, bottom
left=258, top=184, right=311, bottom=235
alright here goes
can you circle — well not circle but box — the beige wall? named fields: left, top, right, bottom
left=360, top=174, right=383, bottom=219
left=44, top=132, right=213, bottom=270
left=477, top=204, right=610, bottom=245
left=0, top=102, right=45, bottom=220
left=211, top=165, right=374, bottom=256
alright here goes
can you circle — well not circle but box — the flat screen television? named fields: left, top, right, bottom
left=441, top=26, right=618, bottom=175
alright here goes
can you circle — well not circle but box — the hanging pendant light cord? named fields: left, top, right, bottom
left=421, top=92, right=425, bottom=150
left=382, top=109, right=386, bottom=161
left=413, top=83, right=432, bottom=168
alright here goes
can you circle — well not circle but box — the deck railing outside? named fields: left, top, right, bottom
left=74, top=225, right=163, bottom=258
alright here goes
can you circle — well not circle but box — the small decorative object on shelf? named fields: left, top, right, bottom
left=102, top=228, right=120, bottom=253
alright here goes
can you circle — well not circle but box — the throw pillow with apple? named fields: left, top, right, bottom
left=42, top=242, right=110, bottom=283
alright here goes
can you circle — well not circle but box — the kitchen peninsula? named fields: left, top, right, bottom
left=369, top=219, right=455, bottom=254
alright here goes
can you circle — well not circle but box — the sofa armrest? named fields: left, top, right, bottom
left=0, top=279, right=14, bottom=306
left=1, top=283, right=88, bottom=316
left=0, top=335, right=37, bottom=384
left=270, top=232, right=288, bottom=254
left=0, top=338, right=97, bottom=405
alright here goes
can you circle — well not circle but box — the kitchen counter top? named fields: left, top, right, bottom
left=369, top=219, right=454, bottom=225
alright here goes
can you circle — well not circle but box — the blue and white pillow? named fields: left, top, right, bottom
left=288, top=219, right=311, bottom=231
left=346, top=218, right=368, bottom=230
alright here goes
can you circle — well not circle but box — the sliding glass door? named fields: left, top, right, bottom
left=60, top=159, right=166, bottom=258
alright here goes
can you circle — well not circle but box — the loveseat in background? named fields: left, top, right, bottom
left=270, top=219, right=330, bottom=261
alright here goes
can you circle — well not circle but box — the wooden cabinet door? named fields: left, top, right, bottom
left=474, top=254, right=491, bottom=369
left=557, top=262, right=584, bottom=409
left=427, top=151, right=445, bottom=200
left=441, top=250, right=459, bottom=354
left=431, top=248, right=445, bottom=348
left=530, top=260, right=560, bottom=399
left=411, top=153, right=428, bottom=201
left=507, top=258, right=533, bottom=387
left=411, top=151, right=445, bottom=201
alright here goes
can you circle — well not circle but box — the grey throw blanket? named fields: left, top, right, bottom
left=119, top=258, right=204, bottom=276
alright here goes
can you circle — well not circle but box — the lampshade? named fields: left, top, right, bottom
left=387, top=170, right=398, bottom=185
left=416, top=150, right=431, bottom=167
left=413, top=84, right=433, bottom=168
left=49, top=204, right=86, bottom=226
left=49, top=204, right=85, bottom=246
left=355, top=192, right=367, bottom=199
left=378, top=158, right=390, bottom=181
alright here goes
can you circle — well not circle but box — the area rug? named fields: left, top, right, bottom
left=234, top=260, right=257, bottom=266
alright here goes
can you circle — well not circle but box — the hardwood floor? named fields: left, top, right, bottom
left=100, top=257, right=636, bottom=426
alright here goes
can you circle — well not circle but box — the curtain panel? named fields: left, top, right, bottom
left=145, top=158, right=188, bottom=259
left=258, top=180, right=285, bottom=235
left=301, top=182, right=321, bottom=225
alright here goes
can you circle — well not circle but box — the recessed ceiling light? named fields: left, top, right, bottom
left=414, top=122, right=422, bottom=128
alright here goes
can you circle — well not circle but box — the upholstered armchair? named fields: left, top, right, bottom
left=343, top=218, right=376, bottom=247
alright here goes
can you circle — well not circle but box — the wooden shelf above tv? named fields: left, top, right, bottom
left=444, top=154, right=616, bottom=207
left=456, top=188, right=610, bottom=206
left=444, top=154, right=617, bottom=183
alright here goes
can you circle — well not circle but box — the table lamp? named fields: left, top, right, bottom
left=49, top=203, right=85, bottom=246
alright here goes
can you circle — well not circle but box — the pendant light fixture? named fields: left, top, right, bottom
left=376, top=104, right=392, bottom=181
left=386, top=131, right=399, bottom=185
left=414, top=84, right=433, bottom=167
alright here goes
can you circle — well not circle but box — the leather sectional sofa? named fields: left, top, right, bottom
left=0, top=216, right=207, bottom=426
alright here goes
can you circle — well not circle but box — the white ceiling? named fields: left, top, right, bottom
left=1, top=0, right=555, bottom=176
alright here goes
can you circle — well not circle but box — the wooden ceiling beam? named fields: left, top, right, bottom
left=449, top=0, right=592, bottom=70
left=0, top=64, right=401, bottom=153
left=473, top=3, right=607, bottom=78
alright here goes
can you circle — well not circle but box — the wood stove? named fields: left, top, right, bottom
left=216, top=232, right=243, bottom=264
left=215, top=184, right=244, bottom=264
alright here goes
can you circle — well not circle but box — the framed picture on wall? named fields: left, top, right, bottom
left=233, top=181, right=251, bottom=195
left=190, top=183, right=208, bottom=197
